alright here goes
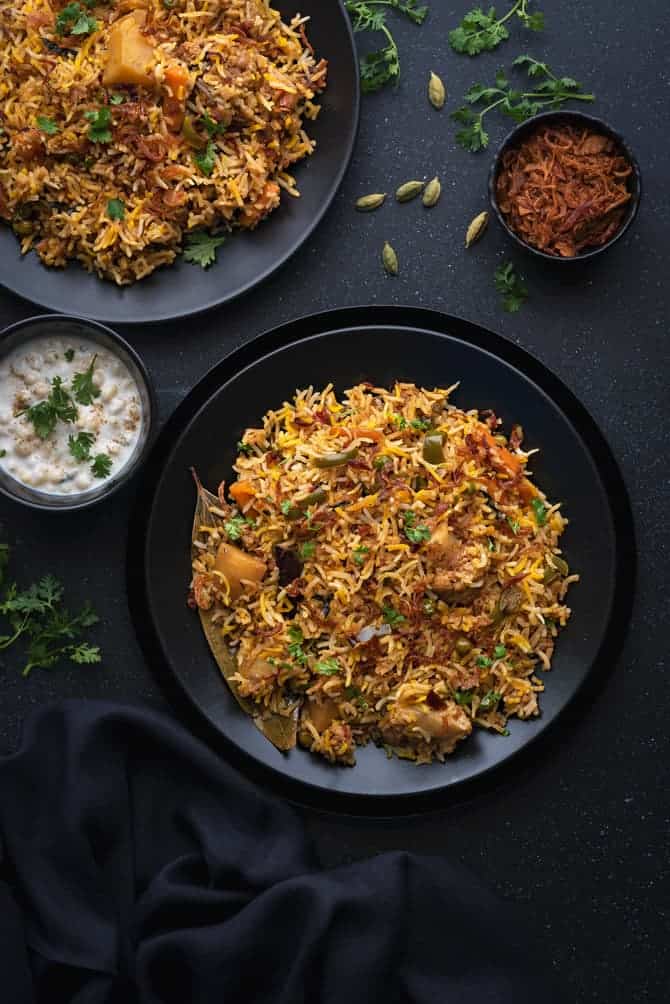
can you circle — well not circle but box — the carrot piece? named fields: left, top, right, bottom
left=229, top=480, right=256, bottom=507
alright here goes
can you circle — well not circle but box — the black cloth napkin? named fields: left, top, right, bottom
left=0, top=701, right=556, bottom=1003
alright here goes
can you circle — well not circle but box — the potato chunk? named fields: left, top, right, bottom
left=102, top=11, right=155, bottom=89
left=214, top=541, right=266, bottom=601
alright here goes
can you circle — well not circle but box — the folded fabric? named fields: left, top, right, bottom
left=0, top=701, right=556, bottom=1003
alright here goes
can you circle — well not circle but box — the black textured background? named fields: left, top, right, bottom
left=0, top=2, right=668, bottom=1001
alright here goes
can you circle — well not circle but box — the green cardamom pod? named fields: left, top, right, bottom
left=428, top=72, right=446, bottom=110
left=422, top=177, right=441, bottom=208
left=382, top=241, right=399, bottom=276
left=395, top=180, right=424, bottom=203
left=355, top=193, right=386, bottom=212
left=465, top=211, right=489, bottom=248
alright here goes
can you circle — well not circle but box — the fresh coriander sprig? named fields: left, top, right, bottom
left=68, top=431, right=95, bottom=462
left=0, top=552, right=101, bottom=677
left=345, top=1, right=429, bottom=93
left=182, top=230, right=226, bottom=268
left=91, top=453, right=112, bottom=479
left=453, top=56, right=594, bottom=152
left=72, top=356, right=101, bottom=405
left=494, top=261, right=528, bottom=312
left=402, top=510, right=431, bottom=545
left=449, top=1, right=543, bottom=56
left=55, top=2, right=98, bottom=36
left=84, top=107, right=112, bottom=144
left=21, top=376, right=77, bottom=439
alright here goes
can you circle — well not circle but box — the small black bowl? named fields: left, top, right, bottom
left=0, top=315, right=156, bottom=511
left=488, top=110, right=642, bottom=262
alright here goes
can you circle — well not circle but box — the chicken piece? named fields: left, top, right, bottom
left=236, top=656, right=276, bottom=698
left=301, top=697, right=339, bottom=733
left=13, top=129, right=45, bottom=164
left=380, top=695, right=472, bottom=757
left=102, top=11, right=155, bottom=89
left=426, top=522, right=490, bottom=596
left=214, top=542, right=266, bottom=601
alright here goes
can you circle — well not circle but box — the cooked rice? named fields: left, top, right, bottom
left=190, top=382, right=578, bottom=765
left=0, top=0, right=325, bottom=283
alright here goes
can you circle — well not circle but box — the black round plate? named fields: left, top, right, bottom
left=0, top=2, right=359, bottom=325
left=128, top=307, right=635, bottom=807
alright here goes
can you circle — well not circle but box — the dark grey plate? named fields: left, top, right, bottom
left=0, top=1, right=359, bottom=325
left=127, top=307, right=635, bottom=808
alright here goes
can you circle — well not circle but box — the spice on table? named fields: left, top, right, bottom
left=382, top=241, right=399, bottom=275
left=428, top=71, right=446, bottom=108
left=395, top=180, right=424, bottom=203
left=465, top=210, right=489, bottom=247
left=496, top=122, right=633, bottom=257
left=355, top=193, right=386, bottom=212
left=422, top=176, right=441, bottom=207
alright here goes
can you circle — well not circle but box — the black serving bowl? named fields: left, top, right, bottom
left=0, top=315, right=156, bottom=511
left=488, top=110, right=642, bottom=262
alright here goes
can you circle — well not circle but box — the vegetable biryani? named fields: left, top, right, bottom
left=0, top=0, right=326, bottom=283
left=189, top=382, right=578, bottom=765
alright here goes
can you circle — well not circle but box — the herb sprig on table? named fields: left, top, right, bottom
left=345, top=1, right=429, bottom=93
left=452, top=55, right=595, bottom=151
left=494, top=261, right=528, bottom=312
left=449, top=1, right=543, bottom=56
left=182, top=230, right=227, bottom=268
left=0, top=545, right=101, bottom=676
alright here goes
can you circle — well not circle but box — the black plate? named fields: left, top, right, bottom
left=128, top=307, right=635, bottom=807
left=0, top=2, right=359, bottom=325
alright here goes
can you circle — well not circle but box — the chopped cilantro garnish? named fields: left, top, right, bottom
left=287, top=625, right=307, bottom=666
left=476, top=655, right=492, bottom=668
left=531, top=497, right=547, bottom=526
left=352, top=545, right=369, bottom=566
left=382, top=604, right=405, bottom=628
left=480, top=690, right=501, bottom=710
left=223, top=516, right=247, bottom=541
left=84, top=107, right=112, bottom=143
left=182, top=230, right=226, bottom=268
left=202, top=113, right=227, bottom=137
left=109, top=93, right=126, bottom=105
left=403, top=510, right=431, bottom=545
left=55, top=2, right=97, bottom=35
left=280, top=500, right=292, bottom=516
left=72, top=356, right=101, bottom=406
left=193, top=139, right=217, bottom=176
left=409, top=418, right=430, bottom=431
left=507, top=517, right=520, bottom=534
left=36, top=115, right=59, bottom=135
left=237, top=441, right=253, bottom=455
left=107, top=198, right=125, bottom=221
left=91, top=453, right=112, bottom=479
left=299, top=541, right=316, bottom=561
left=314, top=658, right=340, bottom=676
left=494, top=645, right=507, bottom=659
left=68, top=431, right=95, bottom=462
left=64, top=348, right=75, bottom=362
left=454, top=689, right=474, bottom=705
left=392, top=413, right=408, bottom=430
left=373, top=455, right=390, bottom=470
left=21, top=376, right=77, bottom=439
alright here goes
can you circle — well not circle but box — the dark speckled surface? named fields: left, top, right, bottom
left=0, top=2, right=668, bottom=1001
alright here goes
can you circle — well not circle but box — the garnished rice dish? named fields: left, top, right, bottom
left=189, top=382, right=578, bottom=766
left=0, top=0, right=326, bottom=283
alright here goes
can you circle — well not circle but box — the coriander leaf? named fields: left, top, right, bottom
left=280, top=500, right=292, bottom=516
left=68, top=430, right=95, bottom=462
left=507, top=516, right=521, bottom=533
left=223, top=516, right=247, bottom=541
left=403, top=511, right=430, bottom=544
left=449, top=2, right=543, bottom=56
left=182, top=230, right=226, bottom=268
left=50, top=376, right=78, bottom=422
left=237, top=441, right=253, bottom=455
left=91, top=453, right=112, bottom=478
left=287, top=625, right=308, bottom=666
left=345, top=1, right=428, bottom=92
left=72, top=356, right=101, bottom=405
left=36, top=115, right=59, bottom=135
left=409, top=418, right=430, bottom=431
left=480, top=689, right=501, bottom=709
left=84, top=107, right=112, bottom=143
left=494, top=644, right=507, bottom=658
left=454, top=689, right=474, bottom=705
left=107, top=198, right=125, bottom=221
left=64, top=348, right=75, bottom=362
left=201, top=113, right=226, bottom=137
left=352, top=545, right=369, bottom=566
left=193, top=139, right=217, bottom=176
left=314, top=657, right=341, bottom=676
left=71, top=11, right=98, bottom=34
left=373, top=455, right=390, bottom=470
left=494, top=261, right=528, bottom=312
left=69, top=642, right=102, bottom=664
left=109, top=93, right=126, bottom=105
left=298, top=540, right=316, bottom=560
left=22, top=399, right=57, bottom=440
left=531, top=497, right=547, bottom=525
left=476, top=655, right=492, bottom=667
left=382, top=604, right=406, bottom=627
left=55, top=2, right=82, bottom=34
